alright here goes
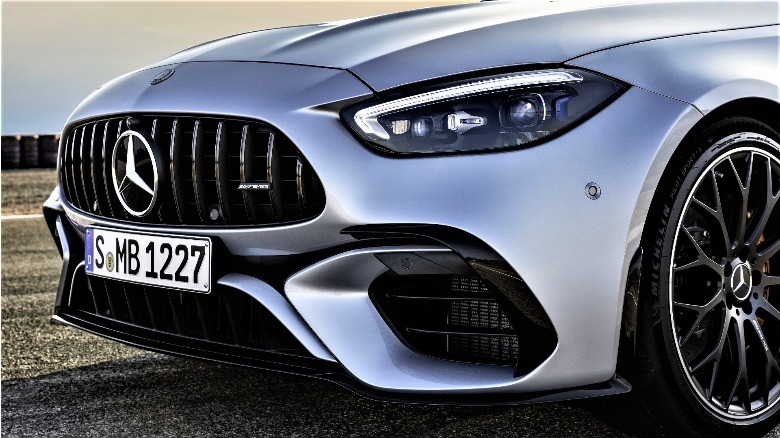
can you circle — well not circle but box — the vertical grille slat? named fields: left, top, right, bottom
left=167, top=290, right=184, bottom=335
left=121, top=283, right=138, bottom=325
left=215, top=122, right=232, bottom=224
left=150, top=119, right=166, bottom=224
left=223, top=291, right=242, bottom=346
left=195, top=294, right=215, bottom=340
left=90, top=122, right=105, bottom=216
left=70, top=127, right=86, bottom=209
left=239, top=124, right=259, bottom=223
left=79, top=124, right=94, bottom=213
left=115, top=120, right=129, bottom=220
left=191, top=119, right=208, bottom=224
left=295, top=156, right=307, bottom=214
left=142, top=286, right=159, bottom=330
left=100, top=121, right=117, bottom=219
left=62, top=115, right=324, bottom=226
left=169, top=119, right=186, bottom=224
left=61, top=132, right=74, bottom=206
left=266, top=132, right=283, bottom=220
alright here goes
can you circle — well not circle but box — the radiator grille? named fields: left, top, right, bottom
left=68, top=266, right=307, bottom=354
left=371, top=274, right=519, bottom=365
left=60, top=116, right=325, bottom=226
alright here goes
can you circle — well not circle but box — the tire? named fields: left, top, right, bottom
left=2, top=135, right=21, bottom=169
left=614, top=116, right=780, bottom=436
left=20, top=135, right=39, bottom=168
left=38, top=135, right=59, bottom=168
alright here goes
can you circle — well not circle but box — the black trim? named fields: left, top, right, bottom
left=617, top=248, right=642, bottom=376
left=52, top=309, right=630, bottom=405
left=54, top=310, right=337, bottom=376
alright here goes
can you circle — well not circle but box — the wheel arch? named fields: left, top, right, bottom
left=616, top=96, right=780, bottom=377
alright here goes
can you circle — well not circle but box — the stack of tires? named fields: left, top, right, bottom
left=2, top=135, right=21, bottom=169
left=1, top=134, right=60, bottom=169
left=38, top=135, right=59, bottom=167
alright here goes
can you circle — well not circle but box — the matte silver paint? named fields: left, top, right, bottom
left=154, top=0, right=777, bottom=92
left=570, top=25, right=780, bottom=114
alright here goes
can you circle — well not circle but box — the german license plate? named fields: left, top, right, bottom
left=85, top=227, right=212, bottom=293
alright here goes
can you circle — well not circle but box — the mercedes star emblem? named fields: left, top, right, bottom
left=112, top=130, right=161, bottom=217
left=730, top=262, right=753, bottom=301
left=150, top=68, right=175, bottom=85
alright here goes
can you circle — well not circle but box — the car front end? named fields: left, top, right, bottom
left=45, top=0, right=780, bottom=433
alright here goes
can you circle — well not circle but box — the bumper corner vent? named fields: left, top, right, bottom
left=371, top=274, right=519, bottom=366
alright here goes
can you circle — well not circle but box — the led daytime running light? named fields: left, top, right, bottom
left=354, top=70, right=583, bottom=140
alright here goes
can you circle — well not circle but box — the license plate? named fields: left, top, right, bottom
left=85, top=227, right=212, bottom=293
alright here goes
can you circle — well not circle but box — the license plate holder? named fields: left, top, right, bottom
left=85, top=227, right=212, bottom=293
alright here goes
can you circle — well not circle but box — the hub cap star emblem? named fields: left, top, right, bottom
left=730, top=262, right=753, bottom=301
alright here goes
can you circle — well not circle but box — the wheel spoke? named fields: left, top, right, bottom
left=748, top=158, right=779, bottom=246
left=674, top=294, right=724, bottom=346
left=753, top=321, right=780, bottom=407
left=759, top=238, right=780, bottom=265
left=727, top=156, right=751, bottom=246
left=760, top=297, right=780, bottom=323
left=763, top=275, right=780, bottom=288
left=725, top=320, right=748, bottom=410
left=676, top=226, right=724, bottom=275
left=692, top=169, right=734, bottom=253
left=690, top=314, right=730, bottom=374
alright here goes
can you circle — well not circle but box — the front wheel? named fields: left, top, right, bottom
left=618, top=117, right=780, bottom=436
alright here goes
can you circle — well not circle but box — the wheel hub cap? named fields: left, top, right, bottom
left=730, top=261, right=753, bottom=302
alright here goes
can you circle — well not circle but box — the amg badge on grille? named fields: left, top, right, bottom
left=238, top=183, right=271, bottom=191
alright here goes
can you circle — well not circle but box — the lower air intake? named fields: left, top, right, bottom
left=67, top=265, right=308, bottom=356
left=371, top=274, right=519, bottom=366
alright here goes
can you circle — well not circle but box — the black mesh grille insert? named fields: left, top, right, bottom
left=68, top=266, right=308, bottom=355
left=448, top=300, right=519, bottom=363
left=371, top=274, right=519, bottom=365
left=60, top=115, right=325, bottom=226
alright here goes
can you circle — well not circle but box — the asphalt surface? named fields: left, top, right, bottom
left=0, top=172, right=772, bottom=436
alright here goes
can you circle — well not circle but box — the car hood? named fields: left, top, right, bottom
left=154, top=0, right=777, bottom=91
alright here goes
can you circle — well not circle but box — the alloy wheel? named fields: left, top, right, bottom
left=671, top=140, right=780, bottom=419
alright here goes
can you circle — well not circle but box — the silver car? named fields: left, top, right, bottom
left=45, top=0, right=780, bottom=435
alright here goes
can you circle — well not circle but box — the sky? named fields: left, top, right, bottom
left=1, top=1, right=471, bottom=135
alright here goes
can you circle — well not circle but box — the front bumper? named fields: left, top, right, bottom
left=51, top=60, right=700, bottom=399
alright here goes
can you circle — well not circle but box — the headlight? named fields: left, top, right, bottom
left=342, top=68, right=626, bottom=155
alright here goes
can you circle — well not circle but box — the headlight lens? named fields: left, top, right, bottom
left=342, top=68, right=626, bottom=155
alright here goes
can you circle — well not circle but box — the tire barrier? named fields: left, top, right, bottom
left=2, top=135, right=21, bottom=169
left=39, top=135, right=59, bottom=168
left=2, top=134, right=60, bottom=169
left=20, top=135, right=40, bottom=168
